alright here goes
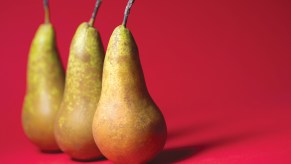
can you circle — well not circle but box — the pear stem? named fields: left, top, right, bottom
left=44, top=0, right=50, bottom=23
left=122, top=0, right=135, bottom=27
left=89, top=0, right=102, bottom=27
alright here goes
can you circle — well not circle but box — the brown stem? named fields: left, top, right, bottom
left=122, top=0, right=135, bottom=27
left=89, top=0, right=102, bottom=26
left=44, top=0, right=50, bottom=23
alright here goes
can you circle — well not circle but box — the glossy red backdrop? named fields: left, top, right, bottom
left=1, top=0, right=291, bottom=163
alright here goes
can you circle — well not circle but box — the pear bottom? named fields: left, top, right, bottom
left=22, top=95, right=60, bottom=152
left=55, top=128, right=102, bottom=161
left=93, top=103, right=167, bottom=163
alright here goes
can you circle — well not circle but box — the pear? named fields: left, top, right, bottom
left=22, top=0, right=65, bottom=152
left=92, top=0, right=167, bottom=163
left=54, top=0, right=104, bottom=160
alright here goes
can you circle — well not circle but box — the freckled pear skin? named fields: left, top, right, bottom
left=92, top=25, right=167, bottom=163
left=22, top=23, right=65, bottom=151
left=54, top=22, right=104, bottom=160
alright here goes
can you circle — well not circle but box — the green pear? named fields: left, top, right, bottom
left=54, top=0, right=104, bottom=160
left=92, top=0, right=167, bottom=163
left=22, top=0, right=65, bottom=152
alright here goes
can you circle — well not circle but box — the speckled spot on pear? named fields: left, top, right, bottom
left=58, top=117, right=65, bottom=128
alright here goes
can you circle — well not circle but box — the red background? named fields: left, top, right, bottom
left=1, top=0, right=291, bottom=163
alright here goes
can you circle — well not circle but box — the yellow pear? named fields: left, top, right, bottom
left=22, top=0, right=65, bottom=151
left=92, top=0, right=167, bottom=163
left=54, top=0, right=104, bottom=160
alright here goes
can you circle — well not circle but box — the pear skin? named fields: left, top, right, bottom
left=22, top=23, right=65, bottom=151
left=92, top=25, right=167, bottom=163
left=54, top=22, right=104, bottom=160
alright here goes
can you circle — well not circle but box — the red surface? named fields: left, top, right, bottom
left=1, top=0, right=291, bottom=163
